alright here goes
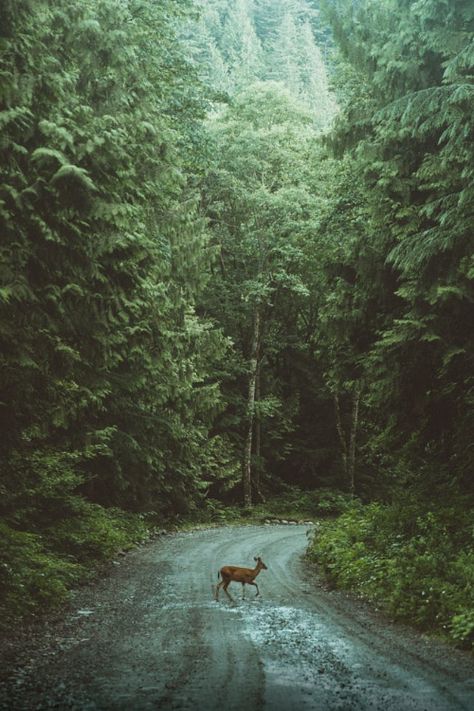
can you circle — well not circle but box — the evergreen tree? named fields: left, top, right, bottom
left=0, top=0, right=227, bottom=577
left=254, top=0, right=305, bottom=46
left=320, top=0, right=474, bottom=489
left=298, top=21, right=337, bottom=126
left=190, top=0, right=337, bottom=123
left=221, top=0, right=264, bottom=89
left=268, top=12, right=301, bottom=87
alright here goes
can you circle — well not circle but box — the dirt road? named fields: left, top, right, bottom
left=1, top=524, right=473, bottom=710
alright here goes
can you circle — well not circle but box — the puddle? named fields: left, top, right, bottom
left=160, top=601, right=242, bottom=614
left=240, top=603, right=353, bottom=708
left=244, top=603, right=352, bottom=659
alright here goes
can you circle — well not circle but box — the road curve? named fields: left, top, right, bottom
left=1, top=524, right=474, bottom=710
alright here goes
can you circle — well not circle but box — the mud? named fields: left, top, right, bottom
left=1, top=524, right=473, bottom=710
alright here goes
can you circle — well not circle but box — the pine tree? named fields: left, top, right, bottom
left=320, top=0, right=474, bottom=489
left=221, top=0, right=264, bottom=89
left=298, top=21, right=337, bottom=126
left=0, top=0, right=227, bottom=541
left=268, top=12, right=301, bottom=87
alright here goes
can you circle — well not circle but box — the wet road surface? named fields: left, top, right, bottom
left=1, top=524, right=474, bottom=710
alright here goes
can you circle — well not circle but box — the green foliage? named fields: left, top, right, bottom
left=0, top=0, right=227, bottom=510
left=308, top=488, right=354, bottom=517
left=0, top=521, right=83, bottom=622
left=317, top=0, right=474, bottom=491
left=181, top=486, right=352, bottom=524
left=0, top=506, right=148, bottom=624
left=308, top=499, right=474, bottom=648
left=255, top=487, right=353, bottom=519
left=202, top=82, right=337, bottom=493
left=450, top=610, right=474, bottom=649
left=0, top=0, right=229, bottom=620
left=48, top=505, right=148, bottom=564
left=2, top=0, right=473, bottom=644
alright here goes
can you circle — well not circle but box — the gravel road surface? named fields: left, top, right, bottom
left=1, top=524, right=473, bottom=710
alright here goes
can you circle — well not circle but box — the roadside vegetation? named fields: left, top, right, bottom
left=0, top=508, right=149, bottom=626
left=308, top=496, right=474, bottom=649
left=0, top=486, right=348, bottom=626
left=190, top=487, right=353, bottom=526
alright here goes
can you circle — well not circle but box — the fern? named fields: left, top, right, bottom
left=51, top=164, right=97, bottom=191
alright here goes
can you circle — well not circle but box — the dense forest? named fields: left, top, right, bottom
left=1, top=0, right=473, bottom=648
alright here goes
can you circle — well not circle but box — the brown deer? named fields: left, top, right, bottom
left=215, top=556, right=268, bottom=600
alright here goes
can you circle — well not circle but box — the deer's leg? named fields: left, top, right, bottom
left=215, top=581, right=222, bottom=600
left=248, top=581, right=260, bottom=597
left=223, top=579, right=234, bottom=601
left=242, top=583, right=245, bottom=599
left=215, top=578, right=227, bottom=600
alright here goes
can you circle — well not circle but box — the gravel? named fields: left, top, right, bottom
left=1, top=524, right=473, bottom=711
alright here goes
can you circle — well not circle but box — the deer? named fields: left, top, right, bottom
left=214, top=556, right=268, bottom=601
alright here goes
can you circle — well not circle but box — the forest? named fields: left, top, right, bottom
left=0, top=0, right=473, bottom=649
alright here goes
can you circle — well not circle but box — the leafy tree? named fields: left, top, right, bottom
left=203, top=83, right=327, bottom=503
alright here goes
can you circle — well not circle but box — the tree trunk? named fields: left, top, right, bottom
left=242, top=306, right=260, bottom=507
left=333, top=391, right=348, bottom=477
left=252, top=362, right=266, bottom=503
left=348, top=381, right=362, bottom=497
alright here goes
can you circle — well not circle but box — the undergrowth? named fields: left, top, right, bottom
left=187, top=487, right=353, bottom=526
left=0, top=505, right=149, bottom=627
left=307, top=499, right=474, bottom=649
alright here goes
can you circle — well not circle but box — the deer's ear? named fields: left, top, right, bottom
left=254, top=556, right=258, bottom=561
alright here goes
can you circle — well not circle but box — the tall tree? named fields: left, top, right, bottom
left=319, top=0, right=474, bottom=490
left=298, top=21, right=337, bottom=126
left=220, top=0, right=264, bottom=89
left=268, top=12, right=301, bottom=87
left=203, top=83, right=324, bottom=503
left=0, top=0, right=227, bottom=533
left=188, top=0, right=337, bottom=125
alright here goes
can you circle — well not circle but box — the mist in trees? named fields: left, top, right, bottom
left=185, top=0, right=336, bottom=127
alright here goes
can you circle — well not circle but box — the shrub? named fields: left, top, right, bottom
left=48, top=502, right=149, bottom=563
left=0, top=504, right=149, bottom=624
left=254, top=486, right=354, bottom=520
left=450, top=610, right=474, bottom=648
left=307, top=501, right=474, bottom=648
left=0, top=522, right=84, bottom=623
